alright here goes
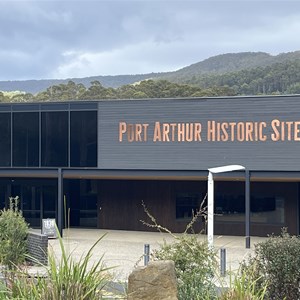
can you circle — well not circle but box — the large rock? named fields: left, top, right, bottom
left=127, top=260, right=178, bottom=300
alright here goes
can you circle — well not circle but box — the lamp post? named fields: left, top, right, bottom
left=207, top=165, right=245, bottom=249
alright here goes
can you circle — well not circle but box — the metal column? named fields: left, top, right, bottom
left=245, top=169, right=250, bottom=248
left=57, top=168, right=64, bottom=237
left=207, top=171, right=214, bottom=248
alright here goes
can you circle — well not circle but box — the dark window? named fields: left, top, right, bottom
left=215, top=193, right=245, bottom=222
left=13, top=112, right=39, bottom=167
left=0, top=183, right=8, bottom=209
left=18, top=184, right=41, bottom=227
left=41, top=184, right=57, bottom=220
left=70, top=111, right=97, bottom=167
left=65, top=179, right=97, bottom=227
left=215, top=182, right=285, bottom=224
left=176, top=192, right=202, bottom=220
left=250, top=195, right=284, bottom=224
left=41, top=112, right=68, bottom=167
left=8, top=179, right=57, bottom=227
left=0, top=113, right=11, bottom=166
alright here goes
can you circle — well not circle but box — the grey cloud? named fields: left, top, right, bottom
left=1, top=0, right=300, bottom=80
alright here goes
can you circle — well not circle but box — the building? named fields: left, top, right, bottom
left=0, top=95, right=300, bottom=237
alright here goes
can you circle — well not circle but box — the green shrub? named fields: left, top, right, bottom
left=0, top=196, right=29, bottom=271
left=242, top=228, right=300, bottom=300
left=141, top=199, right=217, bottom=299
left=151, top=234, right=217, bottom=300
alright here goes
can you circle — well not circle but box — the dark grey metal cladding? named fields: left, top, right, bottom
left=98, top=96, right=300, bottom=171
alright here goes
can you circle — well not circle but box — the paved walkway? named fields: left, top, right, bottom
left=47, top=229, right=266, bottom=283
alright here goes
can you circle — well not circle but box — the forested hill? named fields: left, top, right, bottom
left=158, top=51, right=300, bottom=94
left=1, top=50, right=300, bottom=102
left=0, top=73, right=163, bottom=94
left=174, top=58, right=300, bottom=95
left=160, top=51, right=300, bottom=82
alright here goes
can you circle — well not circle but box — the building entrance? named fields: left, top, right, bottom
left=0, top=178, right=57, bottom=228
left=64, top=179, right=98, bottom=228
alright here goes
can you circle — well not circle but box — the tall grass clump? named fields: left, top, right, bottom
left=10, top=231, right=113, bottom=300
left=141, top=198, right=218, bottom=300
left=219, top=267, right=268, bottom=300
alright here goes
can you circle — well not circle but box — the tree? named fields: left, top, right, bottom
left=81, top=80, right=110, bottom=99
left=0, top=91, right=6, bottom=102
left=286, top=82, right=300, bottom=94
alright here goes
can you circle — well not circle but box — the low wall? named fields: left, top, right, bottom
left=27, top=231, right=48, bottom=265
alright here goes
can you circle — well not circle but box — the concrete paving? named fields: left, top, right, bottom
left=46, top=229, right=266, bottom=283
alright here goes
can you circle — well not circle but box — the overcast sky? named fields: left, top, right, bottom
left=1, top=0, right=300, bottom=81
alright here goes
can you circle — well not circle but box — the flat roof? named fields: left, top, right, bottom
left=1, top=93, right=300, bottom=107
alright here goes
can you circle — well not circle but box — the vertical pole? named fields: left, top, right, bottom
left=58, top=168, right=63, bottom=237
left=144, top=244, right=150, bottom=266
left=220, top=248, right=226, bottom=276
left=68, top=107, right=71, bottom=168
left=245, top=169, right=250, bottom=248
left=207, top=171, right=214, bottom=249
left=10, top=112, right=13, bottom=167
left=39, top=110, right=41, bottom=167
left=40, top=187, right=44, bottom=227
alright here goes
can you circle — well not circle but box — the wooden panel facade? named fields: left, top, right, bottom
left=97, top=179, right=299, bottom=236
left=98, top=180, right=181, bottom=232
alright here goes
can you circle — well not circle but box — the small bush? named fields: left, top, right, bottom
left=242, top=228, right=300, bottom=300
left=141, top=199, right=217, bottom=300
left=152, top=234, right=217, bottom=300
left=0, top=196, right=29, bottom=271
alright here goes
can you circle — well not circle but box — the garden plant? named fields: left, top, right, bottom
left=8, top=231, right=114, bottom=299
left=242, top=228, right=300, bottom=300
left=0, top=196, right=29, bottom=272
left=141, top=199, right=218, bottom=300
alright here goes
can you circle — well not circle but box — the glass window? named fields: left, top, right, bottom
left=215, top=182, right=285, bottom=224
left=0, top=182, right=8, bottom=210
left=20, top=184, right=41, bottom=227
left=0, top=113, right=11, bottom=166
left=251, top=196, right=285, bottom=224
left=41, top=112, right=68, bottom=167
left=176, top=192, right=203, bottom=220
left=41, top=184, right=57, bottom=220
left=79, top=180, right=97, bottom=227
left=13, top=112, right=39, bottom=167
left=70, top=111, right=97, bottom=167
left=65, top=179, right=97, bottom=227
left=215, top=192, right=245, bottom=222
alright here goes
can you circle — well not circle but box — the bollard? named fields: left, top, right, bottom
left=220, top=248, right=226, bottom=277
left=144, top=244, right=150, bottom=266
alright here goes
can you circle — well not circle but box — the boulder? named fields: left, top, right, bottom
left=127, top=260, right=178, bottom=300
